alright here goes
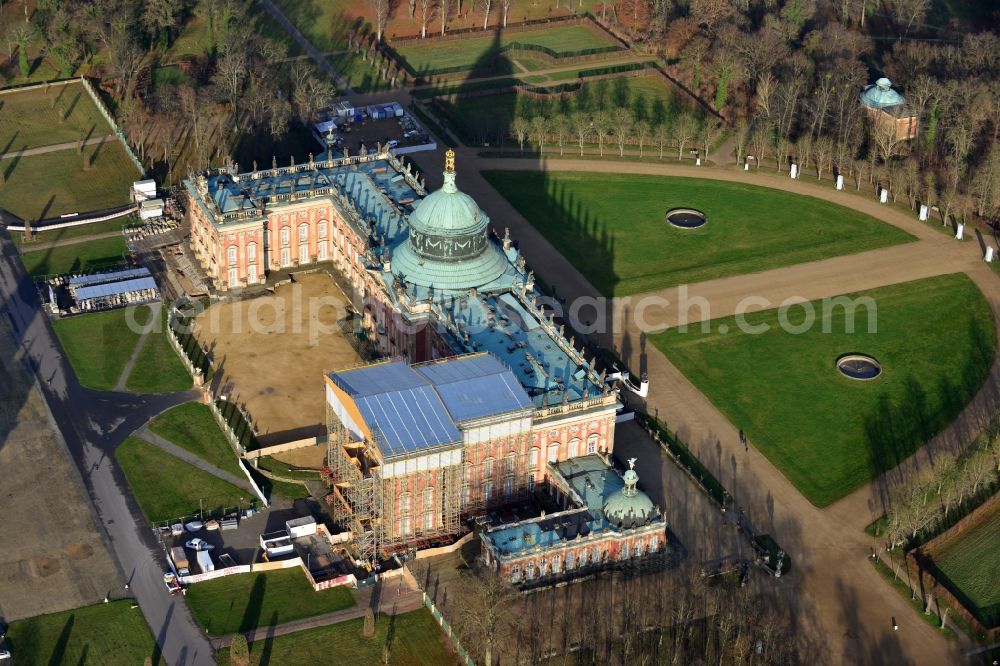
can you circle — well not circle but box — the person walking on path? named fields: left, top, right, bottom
left=739, top=429, right=747, bottom=452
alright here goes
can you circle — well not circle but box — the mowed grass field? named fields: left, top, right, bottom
left=651, top=274, right=995, bottom=506
left=124, top=305, right=193, bottom=394
left=3, top=600, right=164, bottom=666
left=483, top=172, right=914, bottom=297
left=115, top=436, right=248, bottom=523
left=0, top=141, right=138, bottom=220
left=185, top=569, right=355, bottom=636
left=12, top=216, right=138, bottom=246
left=52, top=305, right=150, bottom=390
left=395, top=24, right=617, bottom=72
left=148, top=403, right=242, bottom=477
left=930, top=503, right=1000, bottom=627
left=214, top=609, right=453, bottom=666
left=0, top=82, right=112, bottom=151
left=19, top=235, right=129, bottom=278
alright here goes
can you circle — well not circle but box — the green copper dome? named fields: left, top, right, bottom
left=392, top=151, right=508, bottom=290
left=603, top=460, right=658, bottom=529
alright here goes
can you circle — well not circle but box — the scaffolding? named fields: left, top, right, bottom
left=324, top=409, right=383, bottom=565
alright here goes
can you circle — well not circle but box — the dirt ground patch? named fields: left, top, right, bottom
left=0, top=318, right=120, bottom=621
left=195, top=272, right=362, bottom=442
left=272, top=446, right=327, bottom=469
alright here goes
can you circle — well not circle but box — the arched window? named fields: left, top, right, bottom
left=318, top=220, right=328, bottom=238
left=578, top=548, right=588, bottom=567
left=398, top=492, right=411, bottom=516
left=566, top=550, right=576, bottom=570
left=246, top=242, right=257, bottom=262
left=505, top=452, right=516, bottom=474
left=528, top=447, right=540, bottom=468
left=483, top=457, right=495, bottom=477
left=525, top=562, right=535, bottom=580
left=568, top=438, right=581, bottom=458
left=298, top=223, right=309, bottom=242
left=511, top=564, right=521, bottom=583
left=280, top=227, right=290, bottom=245
left=552, top=554, right=562, bottom=573
left=462, top=462, right=472, bottom=481
left=587, top=434, right=599, bottom=454
left=633, top=541, right=644, bottom=558
left=547, top=443, right=560, bottom=462
left=539, top=558, right=548, bottom=575
left=227, top=246, right=237, bottom=265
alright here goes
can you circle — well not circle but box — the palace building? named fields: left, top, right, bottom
left=184, top=148, right=665, bottom=576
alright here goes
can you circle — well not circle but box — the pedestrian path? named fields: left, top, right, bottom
left=114, top=302, right=160, bottom=392
left=0, top=134, right=116, bottom=160
left=135, top=424, right=254, bottom=493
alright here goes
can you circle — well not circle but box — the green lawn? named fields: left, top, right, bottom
left=19, top=235, right=129, bottom=278
left=930, top=504, right=1000, bottom=627
left=396, top=24, right=617, bottom=73
left=3, top=600, right=164, bottom=666
left=0, top=82, right=112, bottom=151
left=0, top=141, right=138, bottom=220
left=125, top=306, right=193, bottom=393
left=148, top=402, right=241, bottom=476
left=186, top=569, right=356, bottom=636
left=651, top=274, right=995, bottom=506
left=115, top=436, right=249, bottom=523
left=52, top=305, right=149, bottom=390
left=443, top=75, right=699, bottom=146
left=483, top=171, right=914, bottom=296
left=215, top=609, right=452, bottom=665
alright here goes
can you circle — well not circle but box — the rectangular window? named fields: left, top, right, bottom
left=281, top=247, right=290, bottom=266
left=401, top=516, right=412, bottom=536
left=280, top=227, right=290, bottom=246
left=248, top=264, right=258, bottom=283
left=227, top=246, right=237, bottom=265
left=505, top=455, right=515, bottom=473
left=423, top=512, right=434, bottom=530
left=461, top=485, right=471, bottom=507
left=484, top=459, right=494, bottom=477
left=483, top=482, right=493, bottom=504
left=228, top=267, right=238, bottom=287
left=504, top=477, right=514, bottom=497
left=587, top=438, right=597, bottom=454
left=318, top=242, right=328, bottom=260
left=298, top=224, right=309, bottom=242
left=318, top=221, right=328, bottom=239
left=247, top=243, right=257, bottom=262
left=529, top=448, right=539, bottom=467
left=299, top=243, right=309, bottom=264
left=547, top=444, right=559, bottom=462
left=528, top=472, right=536, bottom=487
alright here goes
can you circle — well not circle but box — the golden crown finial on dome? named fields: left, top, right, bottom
left=444, top=149, right=456, bottom=174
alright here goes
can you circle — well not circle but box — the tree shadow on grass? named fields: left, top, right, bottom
left=239, top=574, right=267, bottom=634
left=256, top=610, right=280, bottom=666
left=47, top=613, right=74, bottom=666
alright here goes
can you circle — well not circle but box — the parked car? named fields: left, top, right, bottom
left=185, top=538, right=214, bottom=551
left=163, top=572, right=183, bottom=595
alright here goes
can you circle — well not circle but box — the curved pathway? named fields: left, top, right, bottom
left=427, top=150, right=1000, bottom=664
left=136, top=425, right=255, bottom=493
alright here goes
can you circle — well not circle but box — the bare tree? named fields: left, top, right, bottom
left=372, top=0, right=390, bottom=42
left=571, top=111, right=590, bottom=156
left=592, top=110, right=611, bottom=157
left=699, top=119, right=723, bottom=162
left=654, top=122, right=670, bottom=159
left=512, top=116, right=529, bottom=152
left=418, top=0, right=435, bottom=37
left=732, top=118, right=749, bottom=166
left=481, top=0, right=493, bottom=29
left=529, top=116, right=548, bottom=154
left=500, top=0, right=514, bottom=27
left=672, top=112, right=698, bottom=160
left=551, top=114, right=570, bottom=156
left=814, top=136, right=833, bottom=180
left=612, top=107, right=633, bottom=157
left=635, top=119, right=650, bottom=158
left=892, top=0, right=930, bottom=36
left=214, top=49, right=248, bottom=124
left=455, top=569, right=518, bottom=666
left=439, top=0, right=449, bottom=35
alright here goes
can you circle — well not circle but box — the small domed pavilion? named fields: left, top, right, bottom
left=860, top=78, right=918, bottom=141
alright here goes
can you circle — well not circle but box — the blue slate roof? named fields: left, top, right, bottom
left=330, top=354, right=533, bottom=459
left=74, top=277, right=158, bottom=302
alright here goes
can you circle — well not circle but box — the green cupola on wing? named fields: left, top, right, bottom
left=602, top=458, right=659, bottom=529
left=392, top=150, right=509, bottom=290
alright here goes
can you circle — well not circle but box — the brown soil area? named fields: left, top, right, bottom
left=272, top=446, right=328, bottom=469
left=0, top=318, right=119, bottom=621
left=195, top=272, right=362, bottom=441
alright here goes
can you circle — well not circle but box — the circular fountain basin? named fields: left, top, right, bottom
left=666, top=207, right=707, bottom=229
left=836, top=353, right=882, bottom=381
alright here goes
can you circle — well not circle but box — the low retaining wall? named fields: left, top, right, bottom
left=414, top=531, right=474, bottom=560
left=247, top=436, right=322, bottom=459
